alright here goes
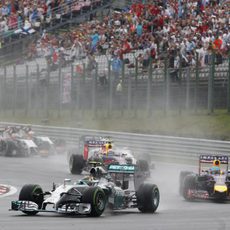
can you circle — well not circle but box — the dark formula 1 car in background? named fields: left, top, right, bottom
left=0, top=127, right=38, bottom=157
left=10, top=164, right=159, bottom=217
left=0, top=125, right=64, bottom=157
left=20, top=126, right=58, bottom=157
left=179, top=155, right=230, bottom=201
left=68, top=135, right=150, bottom=176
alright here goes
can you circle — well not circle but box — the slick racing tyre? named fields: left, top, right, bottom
left=82, top=187, right=106, bottom=217
left=69, top=154, right=85, bottom=174
left=136, top=183, right=160, bottom=213
left=19, top=184, right=44, bottom=215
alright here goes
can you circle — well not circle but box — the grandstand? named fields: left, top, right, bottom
left=0, top=0, right=114, bottom=65
left=0, top=0, right=228, bottom=75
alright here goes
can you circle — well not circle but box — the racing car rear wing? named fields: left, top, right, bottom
left=199, top=155, right=228, bottom=164
left=81, top=136, right=113, bottom=147
left=108, top=164, right=135, bottom=174
left=199, top=155, right=229, bottom=175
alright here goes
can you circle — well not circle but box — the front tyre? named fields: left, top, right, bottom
left=136, top=183, right=160, bottom=213
left=179, top=171, right=193, bottom=195
left=182, top=175, right=196, bottom=201
left=82, top=187, right=106, bottom=217
left=19, top=184, right=44, bottom=215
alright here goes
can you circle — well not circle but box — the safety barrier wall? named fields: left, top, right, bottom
left=1, top=122, right=230, bottom=162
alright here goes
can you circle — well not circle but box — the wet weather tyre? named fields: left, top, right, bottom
left=19, top=184, right=44, bottom=215
left=82, top=187, right=106, bottom=217
left=0, top=140, right=7, bottom=156
left=136, top=159, right=150, bottom=172
left=136, top=183, right=160, bottom=213
left=179, top=171, right=192, bottom=195
left=69, top=154, right=85, bottom=174
left=4, top=141, right=17, bottom=157
left=182, top=175, right=196, bottom=201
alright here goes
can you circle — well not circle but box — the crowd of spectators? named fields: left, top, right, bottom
left=30, top=0, right=230, bottom=77
left=0, top=0, right=96, bottom=38
left=1, top=0, right=230, bottom=78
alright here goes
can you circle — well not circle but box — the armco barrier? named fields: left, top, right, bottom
left=1, top=122, right=230, bottom=161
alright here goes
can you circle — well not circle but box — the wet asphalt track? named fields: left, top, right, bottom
left=1, top=154, right=230, bottom=230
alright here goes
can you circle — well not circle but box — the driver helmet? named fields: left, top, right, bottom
left=210, top=159, right=221, bottom=174
left=213, top=159, right=220, bottom=167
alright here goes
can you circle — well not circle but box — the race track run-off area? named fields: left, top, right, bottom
left=1, top=154, right=230, bottom=230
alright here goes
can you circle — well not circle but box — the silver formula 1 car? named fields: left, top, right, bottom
left=10, top=164, right=159, bottom=217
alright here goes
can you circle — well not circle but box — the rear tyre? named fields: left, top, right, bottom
left=136, top=159, right=150, bottom=172
left=69, top=154, right=85, bottom=174
left=82, top=187, right=106, bottom=217
left=0, top=140, right=7, bottom=156
left=5, top=141, right=17, bottom=157
left=19, top=184, right=44, bottom=215
left=136, top=183, right=160, bottom=213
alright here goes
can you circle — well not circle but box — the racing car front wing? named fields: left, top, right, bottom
left=187, top=189, right=229, bottom=200
left=10, top=200, right=92, bottom=215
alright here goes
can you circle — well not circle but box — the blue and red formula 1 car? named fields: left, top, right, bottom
left=179, top=155, right=230, bottom=201
left=68, top=135, right=150, bottom=176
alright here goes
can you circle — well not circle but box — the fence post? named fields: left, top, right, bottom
left=92, top=63, right=98, bottom=118
left=164, top=57, right=170, bottom=114
left=227, top=55, right=230, bottom=113
left=108, top=59, right=112, bottom=117
left=3, top=66, right=6, bottom=114
left=25, top=65, right=29, bottom=116
left=0, top=69, right=1, bottom=113
left=13, top=65, right=17, bottom=117
left=146, top=58, right=153, bottom=116
left=177, top=55, right=183, bottom=114
left=127, top=70, right=132, bottom=112
left=58, top=63, right=62, bottom=118
left=208, top=52, right=215, bottom=114
left=45, top=63, right=50, bottom=119
left=82, top=63, right=86, bottom=115
left=120, top=61, right=125, bottom=115
left=134, top=57, right=138, bottom=117
left=194, top=53, right=199, bottom=113
left=36, top=64, right=40, bottom=117
left=185, top=67, right=190, bottom=110
left=70, top=64, right=74, bottom=116
left=76, top=64, right=81, bottom=114
left=82, top=63, right=86, bottom=84
left=0, top=67, right=4, bottom=113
